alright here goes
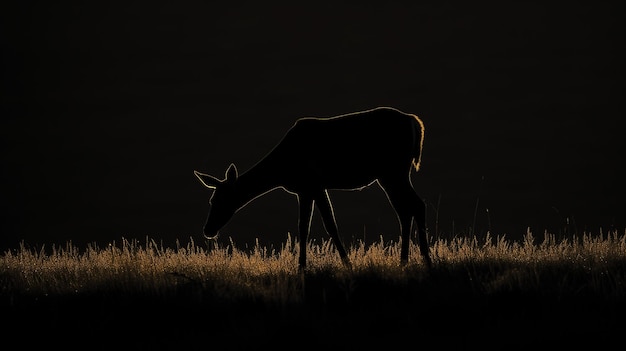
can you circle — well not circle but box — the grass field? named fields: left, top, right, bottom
left=2, top=230, right=625, bottom=350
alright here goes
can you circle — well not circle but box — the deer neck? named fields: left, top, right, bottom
left=233, top=158, right=284, bottom=206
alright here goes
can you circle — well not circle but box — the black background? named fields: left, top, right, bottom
left=1, top=1, right=624, bottom=251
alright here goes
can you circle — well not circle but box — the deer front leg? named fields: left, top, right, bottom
left=297, top=194, right=314, bottom=270
left=315, top=189, right=351, bottom=268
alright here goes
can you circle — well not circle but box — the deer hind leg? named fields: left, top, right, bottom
left=412, top=191, right=431, bottom=268
left=381, top=180, right=431, bottom=267
left=297, top=194, right=314, bottom=270
left=315, top=189, right=351, bottom=268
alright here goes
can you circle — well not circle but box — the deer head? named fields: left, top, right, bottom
left=194, top=163, right=239, bottom=239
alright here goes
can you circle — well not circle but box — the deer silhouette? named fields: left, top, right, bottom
left=194, top=107, right=431, bottom=269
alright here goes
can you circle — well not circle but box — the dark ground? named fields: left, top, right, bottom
left=3, top=274, right=624, bottom=350
left=1, top=2, right=624, bottom=252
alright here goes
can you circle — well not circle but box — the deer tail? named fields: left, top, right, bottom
left=411, top=114, right=425, bottom=172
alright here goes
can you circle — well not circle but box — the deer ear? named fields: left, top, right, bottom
left=194, top=170, right=222, bottom=189
left=225, top=163, right=238, bottom=182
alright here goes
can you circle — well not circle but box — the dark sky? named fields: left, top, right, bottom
left=1, top=1, right=624, bottom=251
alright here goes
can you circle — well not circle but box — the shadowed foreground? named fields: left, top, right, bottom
left=2, top=232, right=625, bottom=350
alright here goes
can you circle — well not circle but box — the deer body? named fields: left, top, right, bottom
left=195, top=107, right=431, bottom=269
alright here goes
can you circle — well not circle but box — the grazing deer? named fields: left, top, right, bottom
left=194, top=107, right=431, bottom=269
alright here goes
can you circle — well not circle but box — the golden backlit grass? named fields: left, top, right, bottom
left=2, top=230, right=625, bottom=305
